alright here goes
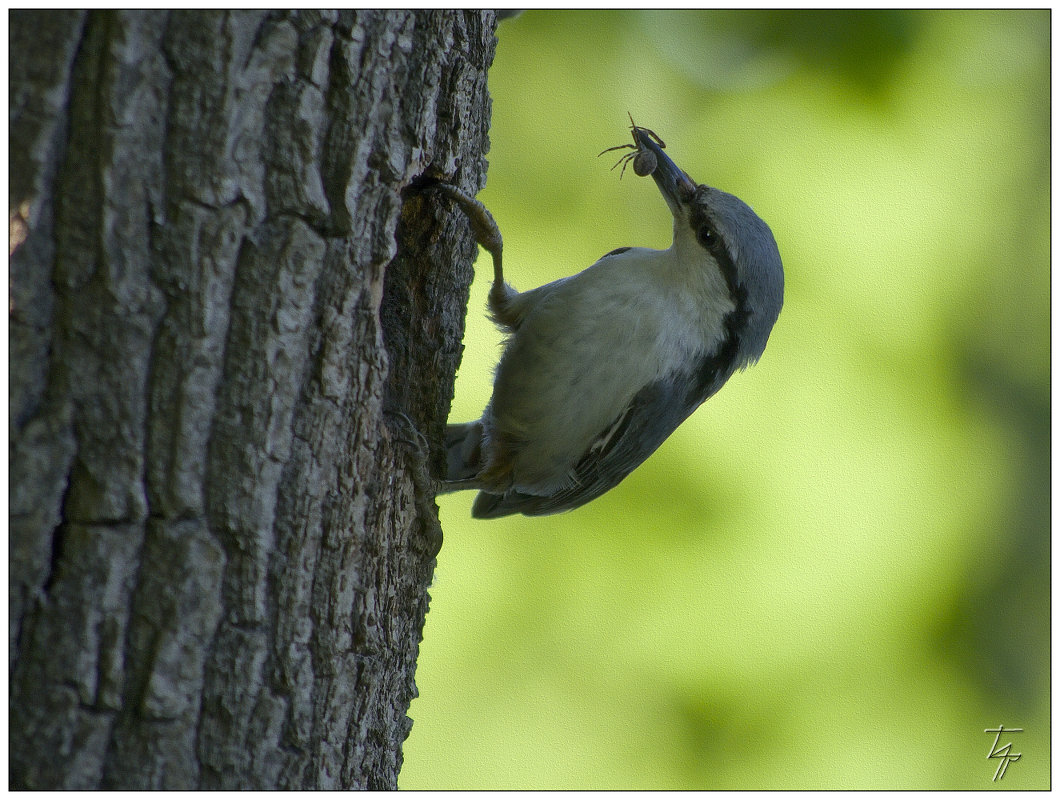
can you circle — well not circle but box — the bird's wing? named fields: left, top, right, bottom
left=471, top=349, right=740, bottom=518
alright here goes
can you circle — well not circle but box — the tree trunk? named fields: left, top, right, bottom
left=9, top=9, right=494, bottom=789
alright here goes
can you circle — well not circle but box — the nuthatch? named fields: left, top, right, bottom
left=433, top=120, right=784, bottom=518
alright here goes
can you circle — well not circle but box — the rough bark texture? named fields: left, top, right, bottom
left=9, top=9, right=494, bottom=789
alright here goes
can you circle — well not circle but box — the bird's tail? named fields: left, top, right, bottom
left=442, top=420, right=521, bottom=518
left=440, top=420, right=484, bottom=490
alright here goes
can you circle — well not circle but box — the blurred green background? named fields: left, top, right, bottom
left=402, top=10, right=1049, bottom=789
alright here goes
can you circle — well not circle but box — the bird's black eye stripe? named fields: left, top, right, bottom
left=695, top=219, right=726, bottom=259
left=691, top=212, right=733, bottom=262
left=691, top=206, right=722, bottom=253
left=692, top=210, right=742, bottom=310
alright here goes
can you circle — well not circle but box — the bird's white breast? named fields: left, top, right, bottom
left=486, top=246, right=734, bottom=494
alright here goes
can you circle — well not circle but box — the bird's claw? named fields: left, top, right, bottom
left=384, top=408, right=444, bottom=558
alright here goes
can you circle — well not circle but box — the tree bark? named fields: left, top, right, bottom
left=9, top=9, right=494, bottom=789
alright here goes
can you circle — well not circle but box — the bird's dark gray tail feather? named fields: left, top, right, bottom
left=444, top=421, right=484, bottom=484
left=443, top=420, right=520, bottom=518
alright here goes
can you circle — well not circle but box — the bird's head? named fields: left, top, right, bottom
left=633, top=125, right=785, bottom=366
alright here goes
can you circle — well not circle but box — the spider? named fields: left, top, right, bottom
left=599, top=114, right=666, bottom=178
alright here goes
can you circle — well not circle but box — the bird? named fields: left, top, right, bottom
left=431, top=120, right=784, bottom=519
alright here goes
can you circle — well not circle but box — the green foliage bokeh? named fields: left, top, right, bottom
left=402, top=10, right=1049, bottom=789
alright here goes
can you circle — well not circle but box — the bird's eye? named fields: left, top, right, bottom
left=697, top=225, right=716, bottom=248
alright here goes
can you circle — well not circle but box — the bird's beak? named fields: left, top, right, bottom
left=634, top=127, right=697, bottom=216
